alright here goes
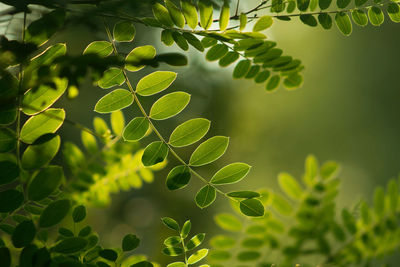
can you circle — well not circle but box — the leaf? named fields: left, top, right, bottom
left=255, top=70, right=271, bottom=83
left=122, top=117, right=149, bottom=142
left=142, top=141, right=169, bottom=166
left=0, top=103, right=17, bottom=126
left=182, top=33, right=204, bottom=52
left=131, top=261, right=153, bottom=267
left=373, top=186, right=385, bottom=217
left=185, top=233, right=205, bottom=250
left=59, top=227, right=74, bottom=237
left=162, top=30, right=175, bottom=46
left=233, top=60, right=251, bottom=79
left=162, top=246, right=183, bottom=256
left=227, top=191, right=261, bottom=198
left=111, top=111, right=125, bottom=136
left=237, top=251, right=261, bottom=261
left=20, top=108, right=65, bottom=144
left=181, top=220, right=191, bottom=239
left=22, top=134, right=60, bottom=170
left=335, top=12, right=352, bottom=36
left=199, top=1, right=213, bottom=30
left=136, top=71, right=177, bottom=96
left=125, top=45, right=156, bottom=72
left=25, top=9, right=66, bottom=46
left=239, top=198, right=265, bottom=217
left=39, top=199, right=71, bottom=228
left=210, top=235, right=236, bottom=249
left=300, top=14, right=318, bottom=27
left=94, top=89, right=133, bottom=114
left=239, top=13, right=247, bottom=31
left=319, top=0, right=332, bottom=9
left=161, top=217, right=180, bottom=231
left=219, top=52, right=239, bottom=67
left=0, top=161, right=19, bottom=185
left=318, top=13, right=333, bottom=29
left=206, top=44, right=229, bottom=61
left=12, top=220, right=36, bottom=248
left=253, top=16, right=274, bottom=32
left=153, top=2, right=174, bottom=27
left=0, top=248, right=10, bottom=267
left=53, top=237, right=88, bottom=254
left=113, top=21, right=136, bottom=42
left=245, top=65, right=260, bottom=79
left=210, top=163, right=251, bottom=185
left=219, top=3, right=230, bottom=31
left=165, top=0, right=185, bottom=28
left=297, top=0, right=310, bottom=11
left=309, top=0, right=319, bottom=11
left=167, top=262, right=185, bottom=267
left=97, top=68, right=125, bottom=89
left=387, top=3, right=400, bottom=23
left=156, top=53, right=188, bottom=66
left=337, top=0, right=351, bottom=8
left=189, top=136, right=229, bottom=166
left=0, top=189, right=24, bottom=213
left=320, top=161, right=340, bottom=179
left=150, top=92, right=190, bottom=120
left=172, top=32, right=189, bottom=51
left=342, top=209, right=357, bottom=234
left=201, top=37, right=218, bottom=48
left=0, top=128, right=16, bottom=153
left=283, top=73, right=303, bottom=89
left=272, top=193, right=293, bottom=215
left=266, top=75, right=281, bottom=92
left=83, top=41, right=113, bottom=57
left=195, top=185, right=216, bottom=209
left=72, top=205, right=86, bottom=223
left=78, top=226, right=91, bottom=237
left=27, top=165, right=63, bottom=201
left=166, top=165, right=191, bottom=190
left=99, top=249, right=118, bottom=262
left=181, top=0, right=198, bottom=29
left=187, top=249, right=208, bottom=264
left=278, top=172, right=303, bottom=199
left=123, top=234, right=140, bottom=251
left=368, top=6, right=384, bottom=26
left=169, top=118, right=210, bottom=147
left=164, top=236, right=181, bottom=246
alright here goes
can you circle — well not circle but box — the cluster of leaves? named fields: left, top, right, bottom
left=207, top=155, right=400, bottom=266
left=161, top=217, right=209, bottom=266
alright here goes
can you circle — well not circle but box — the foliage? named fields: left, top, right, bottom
left=0, top=0, right=399, bottom=266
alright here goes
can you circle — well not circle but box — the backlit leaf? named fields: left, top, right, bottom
left=219, top=3, right=230, bottom=31
left=185, top=233, right=205, bottom=250
left=278, top=172, right=303, bottom=199
left=136, top=71, right=177, bottom=96
left=239, top=198, right=265, bottom=217
left=122, top=117, right=149, bottom=141
left=189, top=136, right=229, bottom=166
left=187, top=249, right=208, bottom=264
left=165, top=0, right=185, bottom=28
left=142, top=141, right=169, bottom=166
left=94, top=89, right=133, bottom=113
left=97, top=68, right=125, bottom=89
left=83, top=41, right=113, bottom=57
left=181, top=0, right=198, bottom=29
left=125, top=45, right=156, bottom=72
left=199, top=1, right=213, bottom=30
left=253, top=16, right=273, bottom=32
left=149, top=92, right=190, bottom=120
left=22, top=134, right=60, bottom=170
left=195, top=185, right=216, bottom=209
left=214, top=213, right=242, bottom=232
left=162, top=217, right=180, bottom=231
left=113, top=21, right=136, bottom=42
left=206, top=44, right=229, bottom=61
left=169, top=118, right=210, bottom=147
left=210, top=163, right=251, bottom=185
left=166, top=165, right=191, bottom=190
left=153, top=3, right=174, bottom=27
left=368, top=6, right=384, bottom=26
left=335, top=12, right=352, bottom=36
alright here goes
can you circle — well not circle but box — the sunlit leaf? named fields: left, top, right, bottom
left=165, top=0, right=185, bottom=28
left=153, top=3, right=174, bottom=27
left=199, top=1, right=213, bottom=30
left=253, top=16, right=273, bottom=32
left=278, top=172, right=303, bottom=199
left=195, top=185, right=216, bottom=209
left=368, top=6, right=384, bottom=26
left=94, top=89, right=134, bottom=113
left=122, top=117, right=149, bottom=141
left=125, top=45, right=156, bottom=72
left=113, top=21, right=136, bottom=42
left=149, top=92, right=190, bottom=120
left=185, top=233, right=205, bottom=250
left=189, top=136, right=229, bottom=166
left=214, top=213, right=242, bottom=232
left=187, top=249, right=208, bottom=264
left=181, top=0, right=198, bottom=29
left=97, top=68, right=125, bottom=89
left=83, top=41, right=113, bottom=57
left=162, top=217, right=180, bottom=231
left=136, top=71, right=177, bottom=96
left=219, top=3, right=230, bottom=31
left=210, top=163, right=251, bottom=185
left=206, top=44, right=229, bottom=61
left=239, top=198, right=264, bottom=217
left=335, top=12, right=352, bottom=36
left=169, top=118, right=210, bottom=147
left=142, top=141, right=169, bottom=166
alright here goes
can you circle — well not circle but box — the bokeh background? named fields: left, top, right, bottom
left=4, top=0, right=400, bottom=265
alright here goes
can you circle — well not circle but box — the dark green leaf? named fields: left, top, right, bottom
left=166, top=165, right=191, bottom=190
left=12, top=220, right=36, bottom=248
left=219, top=51, right=240, bottom=67
left=162, top=246, right=183, bottom=256
left=185, top=233, right=205, bottom=250
left=319, top=13, right=333, bottom=28
left=206, top=44, right=229, bottom=61
left=28, top=165, right=63, bottom=201
left=210, top=163, right=251, bottom=185
left=337, top=0, right=351, bottom=8
left=161, top=217, right=180, bottom=231
left=0, top=189, right=24, bottom=213
left=335, top=12, right=352, bottom=35
left=142, top=141, right=169, bottom=166
left=368, top=6, right=384, bottom=26
left=172, top=32, right=189, bottom=51
left=195, top=185, right=216, bottom=209
left=122, top=234, right=140, bottom=251
left=72, top=205, right=86, bottom=223
left=52, top=237, right=88, bottom=254
left=233, top=60, right=251, bottom=79
left=227, top=191, right=261, bottom=198
left=99, top=249, right=118, bottom=262
left=39, top=199, right=71, bottom=228
left=239, top=198, right=265, bottom=217
left=113, top=21, right=136, bottom=42
left=0, top=161, right=19, bottom=185
left=0, top=128, right=16, bottom=153
left=182, top=32, right=204, bottom=52
left=161, top=30, right=174, bottom=46
left=59, top=227, right=74, bottom=237
left=0, top=247, right=10, bottom=267
left=131, top=261, right=153, bottom=267
left=300, top=14, right=318, bottom=27
left=266, top=75, right=281, bottom=92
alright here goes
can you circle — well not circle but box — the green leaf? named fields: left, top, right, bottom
left=167, top=262, right=185, bottom=267
left=122, top=234, right=140, bottom=251
left=368, top=6, right=384, bottom=26
left=83, top=41, right=113, bottom=57
left=272, top=193, right=293, bottom=215
left=150, top=92, right=190, bottom=120
left=169, top=118, right=210, bottom=147
left=164, top=236, right=181, bottom=246
left=181, top=220, right=191, bottom=239
left=210, top=163, right=251, bottom=185
left=201, top=37, right=218, bottom=48
left=0, top=160, right=19, bottom=185
left=28, top=166, right=63, bottom=201
left=0, top=247, right=10, bottom=267
left=172, top=32, right=189, bottom=51
left=253, top=16, right=273, bottom=32
left=81, top=130, right=97, bottom=153
left=189, top=136, right=229, bottom=166
left=122, top=117, right=149, bottom=142
left=219, top=51, right=239, bottom=67
left=156, top=53, right=188, bottom=66
left=25, top=9, right=66, bottom=46
left=283, top=73, right=303, bottom=89
left=187, top=249, right=208, bottom=264
left=99, top=249, right=118, bottom=262
left=125, top=45, right=156, bottom=72
left=182, top=33, right=204, bottom=52
left=181, top=0, right=198, bottom=29
left=278, top=172, right=303, bottom=199
left=342, top=209, right=357, bottom=234
left=72, top=205, right=86, bottom=223
left=297, top=0, right=310, bottom=11
left=199, top=1, right=213, bottom=30
left=12, top=220, right=36, bottom=248
left=266, top=75, right=281, bottom=92
left=26, top=43, right=66, bottom=73
left=309, top=0, right=319, bottom=11
left=20, top=108, right=65, bottom=144
left=166, top=165, right=191, bottom=190
left=335, top=12, right=352, bottom=36
left=219, top=3, right=230, bottom=31
left=206, top=44, right=229, bottom=61
left=53, top=237, right=88, bottom=254
left=195, top=185, right=216, bottom=209
left=162, top=246, right=183, bottom=256
left=113, top=21, right=136, bottom=42
left=242, top=237, right=264, bottom=248
left=215, top=214, right=242, bottom=232
left=153, top=2, right=174, bottom=27
left=78, top=226, right=91, bottom=237
left=210, top=235, right=236, bottom=249
left=0, top=189, right=24, bottom=213
left=185, top=233, right=205, bottom=250
left=131, top=261, right=153, bottom=267
left=233, top=60, right=251, bottom=79
left=142, top=141, right=169, bottom=166
left=239, top=198, right=265, bottom=217
left=162, top=30, right=175, bottom=46
left=59, top=227, right=74, bottom=237
left=97, top=68, right=126, bottom=89
left=387, top=3, right=400, bottom=23
left=355, top=0, right=368, bottom=6
left=318, top=13, right=333, bottom=29
left=254, top=70, right=271, bottom=83
left=162, top=217, right=180, bottom=231
left=373, top=186, right=385, bottom=217
left=320, top=161, right=340, bottom=179
left=227, top=191, right=261, bottom=198
left=22, top=78, right=67, bottom=116
left=337, top=0, right=351, bottom=8
left=136, top=71, right=177, bottom=96
left=319, top=0, right=332, bottom=9
left=111, top=111, right=125, bottom=136
left=94, top=89, right=133, bottom=114
left=0, top=128, right=16, bottom=153
left=0, top=103, right=17, bottom=126
left=245, top=66, right=261, bottom=79
left=165, top=0, right=185, bottom=28
left=39, top=199, right=71, bottom=228
left=237, top=251, right=261, bottom=261
left=300, top=14, right=318, bottom=27
left=239, top=13, right=247, bottom=31
left=22, top=134, right=60, bottom=170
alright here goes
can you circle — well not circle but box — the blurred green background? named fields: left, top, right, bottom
left=29, top=0, right=400, bottom=264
